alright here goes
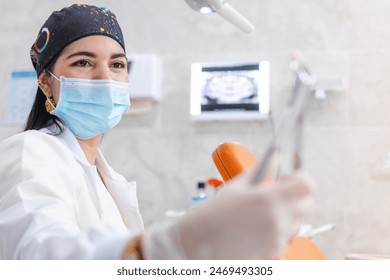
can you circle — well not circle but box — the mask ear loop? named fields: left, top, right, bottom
left=46, top=69, right=60, bottom=81
left=43, top=69, right=59, bottom=113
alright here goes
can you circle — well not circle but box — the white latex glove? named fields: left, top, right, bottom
left=142, top=169, right=314, bottom=259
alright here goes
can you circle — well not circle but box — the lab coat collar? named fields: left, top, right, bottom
left=39, top=123, right=90, bottom=166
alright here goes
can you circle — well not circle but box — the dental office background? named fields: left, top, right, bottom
left=1, top=0, right=390, bottom=259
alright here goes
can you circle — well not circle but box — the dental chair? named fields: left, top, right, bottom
left=212, top=141, right=326, bottom=260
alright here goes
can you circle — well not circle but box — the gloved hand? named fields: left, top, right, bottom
left=142, top=169, right=314, bottom=259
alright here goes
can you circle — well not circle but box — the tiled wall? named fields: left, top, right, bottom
left=2, top=0, right=390, bottom=259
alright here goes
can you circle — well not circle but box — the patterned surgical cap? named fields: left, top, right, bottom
left=30, top=4, right=125, bottom=75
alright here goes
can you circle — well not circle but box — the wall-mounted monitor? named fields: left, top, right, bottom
left=190, top=61, right=270, bottom=121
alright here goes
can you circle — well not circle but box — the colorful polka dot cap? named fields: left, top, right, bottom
left=30, top=4, right=125, bottom=75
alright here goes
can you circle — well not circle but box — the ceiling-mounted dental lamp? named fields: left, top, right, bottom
left=184, top=0, right=254, bottom=33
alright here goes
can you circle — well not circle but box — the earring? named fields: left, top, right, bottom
left=45, top=96, right=55, bottom=113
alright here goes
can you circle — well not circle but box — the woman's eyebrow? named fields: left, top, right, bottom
left=66, top=51, right=96, bottom=60
left=111, top=53, right=127, bottom=59
left=65, top=51, right=126, bottom=60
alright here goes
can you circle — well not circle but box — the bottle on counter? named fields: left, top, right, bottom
left=190, top=181, right=208, bottom=209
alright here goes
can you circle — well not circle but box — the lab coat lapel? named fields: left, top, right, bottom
left=96, top=150, right=144, bottom=232
left=62, top=128, right=107, bottom=217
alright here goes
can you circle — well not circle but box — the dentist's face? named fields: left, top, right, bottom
left=43, top=35, right=128, bottom=105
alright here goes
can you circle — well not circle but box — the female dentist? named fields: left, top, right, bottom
left=0, top=4, right=313, bottom=260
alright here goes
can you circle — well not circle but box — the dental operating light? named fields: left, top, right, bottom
left=184, top=0, right=254, bottom=33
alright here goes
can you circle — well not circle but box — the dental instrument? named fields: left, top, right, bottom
left=250, top=53, right=316, bottom=185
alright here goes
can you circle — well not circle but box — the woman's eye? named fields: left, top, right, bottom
left=73, top=60, right=90, bottom=67
left=112, top=62, right=125, bottom=69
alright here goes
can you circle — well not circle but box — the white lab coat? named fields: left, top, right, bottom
left=0, top=125, right=144, bottom=259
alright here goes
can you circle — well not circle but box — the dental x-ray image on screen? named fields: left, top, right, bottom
left=190, top=61, right=270, bottom=120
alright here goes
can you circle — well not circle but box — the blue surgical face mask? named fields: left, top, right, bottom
left=48, top=71, right=130, bottom=139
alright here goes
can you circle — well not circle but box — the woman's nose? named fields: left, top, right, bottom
left=93, top=65, right=112, bottom=80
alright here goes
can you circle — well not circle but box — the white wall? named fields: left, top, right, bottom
left=2, top=0, right=390, bottom=259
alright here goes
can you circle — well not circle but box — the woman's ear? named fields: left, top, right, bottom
left=37, top=70, right=52, bottom=98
